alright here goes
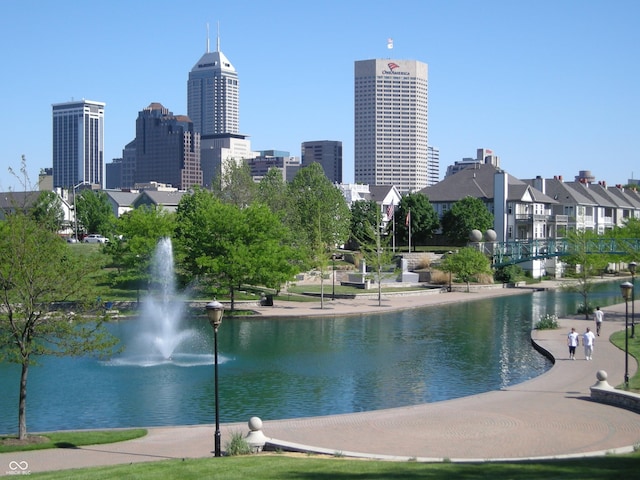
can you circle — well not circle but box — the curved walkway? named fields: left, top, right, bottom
left=2, top=285, right=639, bottom=474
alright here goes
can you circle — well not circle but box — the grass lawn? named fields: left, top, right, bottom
left=21, top=451, right=640, bottom=479
left=610, top=329, right=640, bottom=390
left=0, top=429, right=147, bottom=453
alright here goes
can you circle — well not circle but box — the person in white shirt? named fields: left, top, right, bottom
left=583, top=327, right=596, bottom=360
left=567, top=328, right=579, bottom=360
left=594, top=306, right=604, bottom=336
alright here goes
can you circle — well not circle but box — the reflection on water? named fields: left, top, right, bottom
left=0, top=281, right=624, bottom=433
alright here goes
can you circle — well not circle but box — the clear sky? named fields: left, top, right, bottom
left=1, top=0, right=638, bottom=191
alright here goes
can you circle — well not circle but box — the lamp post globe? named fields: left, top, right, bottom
left=205, top=300, right=224, bottom=456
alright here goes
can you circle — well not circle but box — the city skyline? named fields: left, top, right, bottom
left=1, top=0, right=638, bottom=191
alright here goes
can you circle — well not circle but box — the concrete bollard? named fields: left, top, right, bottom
left=245, top=416, right=268, bottom=453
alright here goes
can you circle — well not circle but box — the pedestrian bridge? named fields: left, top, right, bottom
left=490, top=238, right=640, bottom=267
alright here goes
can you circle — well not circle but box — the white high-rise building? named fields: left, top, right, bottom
left=52, top=100, right=105, bottom=189
left=427, top=145, right=440, bottom=186
left=354, top=59, right=428, bottom=193
left=187, top=32, right=239, bottom=135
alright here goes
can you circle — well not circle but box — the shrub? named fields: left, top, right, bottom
left=415, top=254, right=432, bottom=270
left=225, top=431, right=251, bottom=456
left=535, top=313, right=559, bottom=330
left=429, top=269, right=450, bottom=285
left=577, top=303, right=594, bottom=315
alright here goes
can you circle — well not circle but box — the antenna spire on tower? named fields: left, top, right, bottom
left=206, top=23, right=210, bottom=53
left=217, top=21, right=220, bottom=52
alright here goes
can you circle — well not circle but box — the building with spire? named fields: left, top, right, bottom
left=187, top=26, right=239, bottom=135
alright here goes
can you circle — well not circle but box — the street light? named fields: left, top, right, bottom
left=629, top=261, right=637, bottom=338
left=72, top=181, right=90, bottom=241
left=331, top=254, right=336, bottom=301
left=620, top=281, right=633, bottom=388
left=447, top=251, right=453, bottom=292
left=205, top=299, right=224, bottom=457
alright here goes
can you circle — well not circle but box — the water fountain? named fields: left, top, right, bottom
left=111, top=237, right=210, bottom=367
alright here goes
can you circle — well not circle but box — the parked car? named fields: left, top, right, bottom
left=66, top=236, right=78, bottom=243
left=84, top=234, right=109, bottom=244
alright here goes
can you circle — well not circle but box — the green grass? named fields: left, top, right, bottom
left=22, top=451, right=640, bottom=479
left=0, top=429, right=147, bottom=453
left=610, top=329, right=640, bottom=391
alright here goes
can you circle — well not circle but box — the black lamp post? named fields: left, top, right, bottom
left=620, top=282, right=633, bottom=388
left=629, top=261, right=637, bottom=338
left=447, top=251, right=453, bottom=292
left=331, top=254, right=336, bottom=300
left=205, top=300, right=224, bottom=457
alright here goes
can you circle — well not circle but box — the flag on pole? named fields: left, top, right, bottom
left=405, top=210, right=410, bottom=227
left=386, top=203, right=394, bottom=219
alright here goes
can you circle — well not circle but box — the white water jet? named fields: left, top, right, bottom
left=120, top=238, right=206, bottom=366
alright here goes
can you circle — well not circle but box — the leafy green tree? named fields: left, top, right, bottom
left=0, top=213, right=119, bottom=440
left=211, top=158, right=257, bottom=207
left=288, top=163, right=350, bottom=307
left=106, top=205, right=176, bottom=295
left=256, top=168, right=291, bottom=220
left=349, top=200, right=379, bottom=250
left=354, top=206, right=397, bottom=306
left=395, top=193, right=439, bottom=251
left=29, top=191, right=64, bottom=232
left=175, top=189, right=298, bottom=310
left=440, top=246, right=492, bottom=292
left=564, top=230, right=612, bottom=318
left=441, top=196, right=494, bottom=245
left=75, top=189, right=115, bottom=237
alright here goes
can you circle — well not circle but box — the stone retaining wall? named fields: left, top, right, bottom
left=590, top=371, right=640, bottom=414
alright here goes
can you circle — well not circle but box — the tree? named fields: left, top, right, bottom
left=288, top=163, right=351, bottom=307
left=105, top=205, right=176, bottom=295
left=441, top=196, right=494, bottom=245
left=75, top=189, right=115, bottom=237
left=211, top=158, right=257, bottom=207
left=440, top=247, right=493, bottom=292
left=256, top=168, right=291, bottom=221
left=175, top=189, right=298, bottom=310
left=354, top=205, right=397, bottom=306
left=0, top=213, right=118, bottom=440
left=349, top=200, right=379, bottom=250
left=564, top=230, right=612, bottom=318
left=395, top=193, right=439, bottom=251
left=29, top=191, right=65, bottom=233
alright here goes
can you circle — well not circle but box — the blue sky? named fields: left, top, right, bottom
left=1, top=0, right=638, bottom=191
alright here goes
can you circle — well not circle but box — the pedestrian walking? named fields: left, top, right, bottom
left=567, top=327, right=579, bottom=360
left=583, top=327, right=596, bottom=360
left=594, top=306, right=604, bottom=336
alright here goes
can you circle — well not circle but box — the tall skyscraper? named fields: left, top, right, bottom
left=188, top=31, right=239, bottom=135
left=52, top=100, right=105, bottom=189
left=133, top=103, right=202, bottom=190
left=354, top=59, right=428, bottom=193
left=301, top=140, right=343, bottom=183
left=427, top=145, right=440, bottom=186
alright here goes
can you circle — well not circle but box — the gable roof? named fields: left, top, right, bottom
left=421, top=164, right=556, bottom=204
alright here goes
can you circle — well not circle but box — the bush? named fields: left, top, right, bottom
left=535, top=313, right=559, bottom=330
left=577, top=303, right=594, bottom=315
left=494, top=264, right=524, bottom=283
left=225, top=431, right=251, bottom=456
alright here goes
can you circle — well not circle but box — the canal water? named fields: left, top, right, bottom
left=0, top=281, right=624, bottom=434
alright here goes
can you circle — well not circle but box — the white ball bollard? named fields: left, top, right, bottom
left=245, top=416, right=268, bottom=453
left=593, top=370, right=613, bottom=389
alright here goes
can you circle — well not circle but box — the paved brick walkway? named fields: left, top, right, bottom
left=2, top=285, right=639, bottom=475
